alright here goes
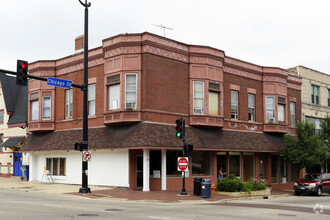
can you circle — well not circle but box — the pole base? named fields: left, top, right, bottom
left=79, top=187, right=91, bottom=193
left=180, top=191, right=188, bottom=196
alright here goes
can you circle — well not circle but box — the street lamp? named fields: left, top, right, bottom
left=78, top=0, right=91, bottom=194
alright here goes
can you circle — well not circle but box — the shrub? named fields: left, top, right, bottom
left=216, top=175, right=268, bottom=192
left=216, top=174, right=244, bottom=192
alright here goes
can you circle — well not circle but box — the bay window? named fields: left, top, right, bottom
left=108, top=84, right=120, bottom=110
left=209, top=91, right=219, bottom=115
left=125, top=74, right=137, bottom=109
left=193, top=81, right=204, bottom=114
left=278, top=104, right=285, bottom=123
left=31, top=100, right=39, bottom=121
left=42, top=97, right=51, bottom=120
left=266, top=96, right=275, bottom=123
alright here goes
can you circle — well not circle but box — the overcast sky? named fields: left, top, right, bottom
left=1, top=0, right=330, bottom=74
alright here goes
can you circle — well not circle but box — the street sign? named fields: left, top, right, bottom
left=177, top=157, right=189, bottom=171
left=47, top=77, right=72, bottom=88
left=83, top=151, right=91, bottom=162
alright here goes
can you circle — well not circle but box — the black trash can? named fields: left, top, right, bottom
left=201, top=179, right=211, bottom=198
left=194, top=177, right=203, bottom=196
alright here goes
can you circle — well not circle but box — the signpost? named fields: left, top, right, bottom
left=83, top=151, right=91, bottom=162
left=47, top=77, right=72, bottom=89
left=178, top=157, right=188, bottom=171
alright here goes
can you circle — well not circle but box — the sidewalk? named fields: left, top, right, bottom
left=0, top=176, right=292, bottom=203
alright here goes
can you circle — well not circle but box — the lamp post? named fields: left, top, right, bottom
left=78, top=0, right=91, bottom=194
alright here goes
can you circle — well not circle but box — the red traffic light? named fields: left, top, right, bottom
left=21, top=63, right=26, bottom=69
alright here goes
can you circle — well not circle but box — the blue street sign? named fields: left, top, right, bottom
left=47, top=77, right=72, bottom=89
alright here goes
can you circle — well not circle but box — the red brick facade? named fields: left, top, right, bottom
left=24, top=32, right=302, bottom=191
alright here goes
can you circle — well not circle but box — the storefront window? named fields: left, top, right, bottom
left=229, top=152, right=241, bottom=178
left=166, top=150, right=181, bottom=177
left=217, top=152, right=227, bottom=174
left=280, top=157, right=289, bottom=183
left=271, top=155, right=278, bottom=183
left=243, top=153, right=254, bottom=182
left=150, top=150, right=161, bottom=178
left=192, top=151, right=211, bottom=176
left=46, top=157, right=66, bottom=176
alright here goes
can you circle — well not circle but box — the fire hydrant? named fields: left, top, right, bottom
left=211, top=183, right=216, bottom=194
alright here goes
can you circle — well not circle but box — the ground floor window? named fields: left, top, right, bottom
left=46, top=158, right=66, bottom=176
left=229, top=152, right=241, bottom=178
left=280, top=157, right=289, bottom=183
left=217, top=152, right=227, bottom=174
left=271, top=155, right=278, bottom=183
left=166, top=150, right=181, bottom=177
left=192, top=151, right=212, bottom=176
left=243, top=153, right=254, bottom=182
left=150, top=150, right=161, bottom=178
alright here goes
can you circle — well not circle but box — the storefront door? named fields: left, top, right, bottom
left=136, top=155, right=143, bottom=188
left=14, top=153, right=22, bottom=176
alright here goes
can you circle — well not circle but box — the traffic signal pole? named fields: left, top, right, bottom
left=180, top=118, right=187, bottom=195
left=78, top=0, right=91, bottom=194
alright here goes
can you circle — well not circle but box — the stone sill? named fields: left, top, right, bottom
left=215, top=188, right=271, bottom=196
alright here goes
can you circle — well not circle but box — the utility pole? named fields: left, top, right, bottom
left=78, top=0, right=91, bottom=194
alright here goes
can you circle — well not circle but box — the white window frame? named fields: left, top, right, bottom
left=88, top=84, right=96, bottom=116
left=231, top=90, right=239, bottom=120
left=31, top=100, right=39, bottom=121
left=42, top=96, right=51, bottom=120
left=193, top=81, right=204, bottom=114
left=290, top=102, right=295, bottom=126
left=248, top=94, right=255, bottom=122
left=266, top=96, right=275, bottom=123
left=108, top=84, right=120, bottom=110
left=278, top=104, right=285, bottom=123
left=125, top=73, right=137, bottom=110
left=65, top=89, right=73, bottom=119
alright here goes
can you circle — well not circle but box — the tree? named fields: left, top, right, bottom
left=320, top=115, right=330, bottom=171
left=282, top=121, right=327, bottom=180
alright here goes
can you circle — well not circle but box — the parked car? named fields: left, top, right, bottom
left=294, top=173, right=330, bottom=196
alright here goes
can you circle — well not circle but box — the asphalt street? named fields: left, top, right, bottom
left=1, top=189, right=330, bottom=220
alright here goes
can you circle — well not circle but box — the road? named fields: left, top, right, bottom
left=0, top=189, right=330, bottom=219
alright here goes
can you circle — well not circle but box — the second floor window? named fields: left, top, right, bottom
left=311, top=85, right=320, bottom=105
left=108, top=84, right=120, bottom=110
left=248, top=94, right=255, bottom=121
left=125, top=74, right=137, bottom=109
left=209, top=91, right=219, bottom=115
left=0, top=110, right=3, bottom=124
left=328, top=89, right=330, bottom=107
left=42, top=97, right=51, bottom=120
left=88, top=84, right=96, bottom=116
left=266, top=96, right=275, bottom=123
left=193, top=81, right=204, bottom=114
left=31, top=100, right=39, bottom=121
left=278, top=104, right=285, bottom=123
left=290, top=102, right=295, bottom=126
left=231, top=90, right=238, bottom=119
left=65, top=89, right=73, bottom=119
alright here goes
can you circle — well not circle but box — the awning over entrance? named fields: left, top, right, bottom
left=20, top=122, right=286, bottom=152
left=1, top=137, right=25, bottom=148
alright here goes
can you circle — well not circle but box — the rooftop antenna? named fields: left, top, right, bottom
left=151, top=24, right=173, bottom=37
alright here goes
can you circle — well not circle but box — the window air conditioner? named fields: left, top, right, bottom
left=125, top=101, right=135, bottom=109
left=194, top=108, right=203, bottom=114
left=267, top=118, right=275, bottom=123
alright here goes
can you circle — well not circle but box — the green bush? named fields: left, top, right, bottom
left=216, top=175, right=267, bottom=192
left=216, top=174, right=244, bottom=192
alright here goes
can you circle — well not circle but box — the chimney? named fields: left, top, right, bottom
left=75, top=35, right=84, bottom=53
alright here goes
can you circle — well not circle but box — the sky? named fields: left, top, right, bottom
left=1, top=0, right=330, bottom=74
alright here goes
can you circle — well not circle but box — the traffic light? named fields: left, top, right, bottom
left=175, top=117, right=185, bottom=139
left=74, top=142, right=84, bottom=151
left=184, top=143, right=193, bottom=152
left=16, top=60, right=28, bottom=86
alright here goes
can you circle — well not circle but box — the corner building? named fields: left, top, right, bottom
left=21, top=32, right=302, bottom=191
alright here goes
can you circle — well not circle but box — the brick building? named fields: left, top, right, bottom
left=21, top=32, right=302, bottom=191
